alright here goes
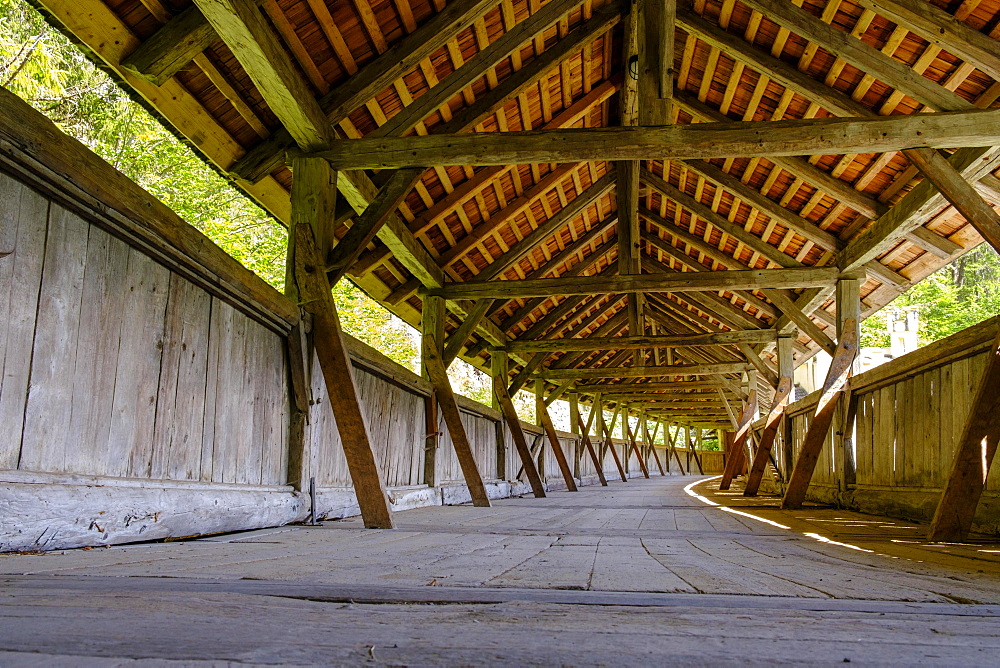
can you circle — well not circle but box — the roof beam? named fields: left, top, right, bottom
left=535, top=362, right=753, bottom=381
left=672, top=18, right=988, bottom=284
left=121, top=4, right=216, bottom=86
left=326, top=5, right=622, bottom=287
left=425, top=267, right=839, bottom=300
left=673, top=91, right=884, bottom=219
left=192, top=0, right=332, bottom=150
left=308, top=109, right=1000, bottom=169
left=502, top=329, right=776, bottom=353
left=854, top=0, right=1000, bottom=83
left=497, top=233, right=618, bottom=329
left=371, top=0, right=615, bottom=140
left=840, top=147, right=1000, bottom=271
left=731, top=0, right=972, bottom=113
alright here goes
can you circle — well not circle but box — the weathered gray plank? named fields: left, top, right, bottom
left=19, top=204, right=89, bottom=473
left=0, top=174, right=49, bottom=469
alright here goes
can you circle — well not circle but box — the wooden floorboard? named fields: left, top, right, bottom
left=4, top=475, right=1000, bottom=663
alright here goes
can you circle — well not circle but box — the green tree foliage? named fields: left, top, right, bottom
left=861, top=245, right=1000, bottom=347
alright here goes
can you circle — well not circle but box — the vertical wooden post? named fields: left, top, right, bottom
left=644, top=415, right=666, bottom=475
left=689, top=427, right=704, bottom=475
left=421, top=294, right=444, bottom=488
left=290, top=157, right=393, bottom=529
left=492, top=352, right=507, bottom=482
left=569, top=391, right=581, bottom=478
left=744, top=334, right=795, bottom=496
left=929, top=328, right=1000, bottom=541
left=667, top=421, right=686, bottom=474
left=836, top=277, right=861, bottom=490
left=493, top=356, right=546, bottom=498
left=534, top=379, right=545, bottom=426
left=422, top=295, right=491, bottom=507
left=538, top=395, right=579, bottom=492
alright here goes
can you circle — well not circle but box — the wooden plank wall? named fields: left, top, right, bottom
left=763, top=316, right=1000, bottom=530
left=0, top=170, right=290, bottom=485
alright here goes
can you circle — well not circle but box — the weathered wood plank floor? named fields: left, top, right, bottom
left=4, top=475, right=1000, bottom=664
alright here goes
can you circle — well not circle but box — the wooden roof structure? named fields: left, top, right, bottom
left=33, top=0, right=1000, bottom=431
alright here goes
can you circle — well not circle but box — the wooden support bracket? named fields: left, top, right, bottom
left=537, top=397, right=579, bottom=491
left=928, top=328, right=1000, bottom=541
left=293, top=224, right=393, bottom=528
left=423, top=334, right=492, bottom=507
left=743, top=377, right=793, bottom=497
left=781, top=320, right=859, bottom=510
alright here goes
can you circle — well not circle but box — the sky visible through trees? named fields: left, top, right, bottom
left=2, top=0, right=998, bottom=431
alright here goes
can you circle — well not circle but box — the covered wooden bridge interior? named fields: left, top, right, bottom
left=5, top=0, right=1000, bottom=659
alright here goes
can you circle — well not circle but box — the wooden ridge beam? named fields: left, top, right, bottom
left=308, top=109, right=1000, bottom=169
left=425, top=267, right=839, bottom=300
left=502, top=329, right=776, bottom=353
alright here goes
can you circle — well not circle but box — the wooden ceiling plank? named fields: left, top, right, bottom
left=473, top=172, right=616, bottom=282
left=371, top=0, right=607, bottom=140
left=497, top=234, right=618, bottom=329
left=735, top=0, right=973, bottom=113
left=231, top=0, right=501, bottom=182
